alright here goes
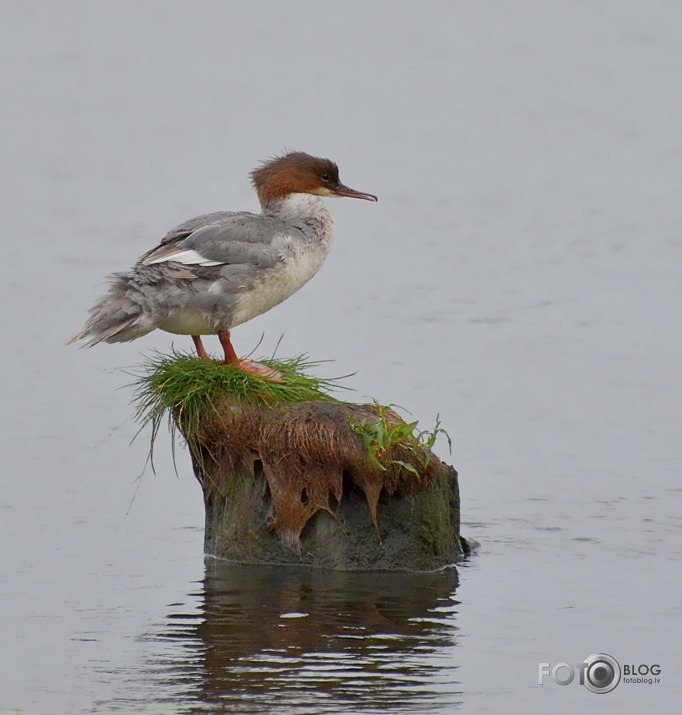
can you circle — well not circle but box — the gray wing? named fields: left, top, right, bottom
left=140, top=212, right=296, bottom=268
left=153, top=211, right=245, bottom=245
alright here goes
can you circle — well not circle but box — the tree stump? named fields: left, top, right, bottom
left=136, top=354, right=465, bottom=571
left=184, top=400, right=462, bottom=571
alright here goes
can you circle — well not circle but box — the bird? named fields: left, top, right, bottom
left=68, top=151, right=377, bottom=379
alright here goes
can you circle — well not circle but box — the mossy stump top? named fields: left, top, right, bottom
left=135, top=353, right=463, bottom=571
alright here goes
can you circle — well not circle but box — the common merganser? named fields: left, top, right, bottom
left=68, top=152, right=377, bottom=378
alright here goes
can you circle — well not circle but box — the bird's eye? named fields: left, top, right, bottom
left=321, top=173, right=332, bottom=182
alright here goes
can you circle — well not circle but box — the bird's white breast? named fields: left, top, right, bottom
left=229, top=243, right=330, bottom=327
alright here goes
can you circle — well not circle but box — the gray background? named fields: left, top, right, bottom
left=1, top=1, right=680, bottom=712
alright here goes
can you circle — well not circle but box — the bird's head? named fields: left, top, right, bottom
left=250, top=151, right=378, bottom=206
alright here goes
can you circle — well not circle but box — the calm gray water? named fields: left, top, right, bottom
left=1, top=1, right=681, bottom=713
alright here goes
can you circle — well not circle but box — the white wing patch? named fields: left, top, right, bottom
left=144, top=249, right=223, bottom=267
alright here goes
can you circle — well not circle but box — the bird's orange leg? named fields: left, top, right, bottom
left=192, top=335, right=210, bottom=360
left=218, top=329, right=284, bottom=383
left=218, top=330, right=239, bottom=364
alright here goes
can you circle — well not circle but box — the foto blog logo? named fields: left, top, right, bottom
left=538, top=653, right=661, bottom=694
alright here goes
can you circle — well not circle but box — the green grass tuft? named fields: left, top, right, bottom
left=130, top=350, right=350, bottom=470
left=348, top=401, right=452, bottom=476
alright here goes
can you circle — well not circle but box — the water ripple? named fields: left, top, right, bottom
left=96, top=561, right=462, bottom=713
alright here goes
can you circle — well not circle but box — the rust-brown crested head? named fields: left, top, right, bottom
left=250, top=151, right=378, bottom=206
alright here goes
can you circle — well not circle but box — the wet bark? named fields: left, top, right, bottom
left=180, top=399, right=464, bottom=571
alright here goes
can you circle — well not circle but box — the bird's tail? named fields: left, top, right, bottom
left=67, top=272, right=155, bottom=347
